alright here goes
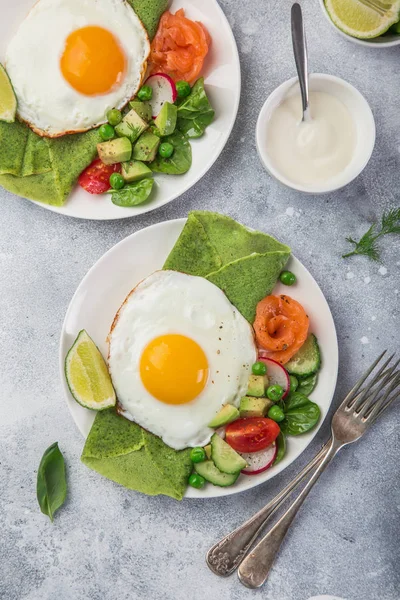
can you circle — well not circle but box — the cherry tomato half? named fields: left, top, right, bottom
left=78, top=158, right=121, bottom=194
left=225, top=417, right=280, bottom=453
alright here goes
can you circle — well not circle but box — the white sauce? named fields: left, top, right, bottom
left=266, top=91, right=356, bottom=187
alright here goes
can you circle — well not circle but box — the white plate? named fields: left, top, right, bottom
left=59, top=218, right=339, bottom=499
left=0, top=0, right=240, bottom=220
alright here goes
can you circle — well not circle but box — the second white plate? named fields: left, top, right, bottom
left=60, top=218, right=339, bottom=499
left=0, top=0, right=240, bottom=219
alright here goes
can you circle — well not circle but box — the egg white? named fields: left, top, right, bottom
left=108, top=271, right=257, bottom=450
left=5, top=0, right=150, bottom=136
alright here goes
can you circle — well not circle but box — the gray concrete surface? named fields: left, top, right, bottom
left=1, top=1, right=399, bottom=599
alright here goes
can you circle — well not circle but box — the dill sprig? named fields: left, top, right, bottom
left=343, top=207, right=400, bottom=261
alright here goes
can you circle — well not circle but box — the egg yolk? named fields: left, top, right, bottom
left=60, top=26, right=126, bottom=96
left=140, top=334, right=209, bottom=405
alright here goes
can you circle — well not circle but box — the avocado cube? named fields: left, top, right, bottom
left=121, top=160, right=153, bottom=182
left=247, top=374, right=268, bottom=397
left=240, top=396, right=273, bottom=418
left=204, top=444, right=212, bottom=459
left=97, top=137, right=132, bottom=165
left=132, top=131, right=160, bottom=162
left=115, top=109, right=148, bottom=143
left=129, top=100, right=152, bottom=122
left=208, top=404, right=239, bottom=428
left=154, top=102, right=177, bottom=136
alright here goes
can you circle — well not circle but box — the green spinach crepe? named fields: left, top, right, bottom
left=81, top=212, right=291, bottom=500
left=0, top=0, right=168, bottom=206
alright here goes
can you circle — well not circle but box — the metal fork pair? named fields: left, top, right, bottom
left=206, top=351, right=400, bottom=588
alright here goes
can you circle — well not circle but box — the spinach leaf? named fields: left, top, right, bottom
left=280, top=392, right=321, bottom=436
left=111, top=178, right=154, bottom=207
left=150, top=131, right=192, bottom=175
left=176, top=78, right=215, bottom=139
left=36, top=442, right=67, bottom=522
left=273, top=432, right=286, bottom=465
left=297, top=373, right=318, bottom=397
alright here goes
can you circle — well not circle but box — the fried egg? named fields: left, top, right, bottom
left=108, top=271, right=256, bottom=450
left=5, top=0, right=150, bottom=136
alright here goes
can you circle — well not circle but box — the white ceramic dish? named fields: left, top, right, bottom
left=319, top=0, right=400, bottom=48
left=0, top=0, right=240, bottom=220
left=256, top=73, right=375, bottom=194
left=59, top=218, right=339, bottom=499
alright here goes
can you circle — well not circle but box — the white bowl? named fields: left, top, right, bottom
left=319, top=0, right=400, bottom=48
left=256, top=73, right=376, bottom=194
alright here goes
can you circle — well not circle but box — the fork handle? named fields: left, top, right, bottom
left=238, top=438, right=342, bottom=589
left=206, top=440, right=331, bottom=577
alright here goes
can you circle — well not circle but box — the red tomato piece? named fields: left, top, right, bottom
left=225, top=417, right=280, bottom=453
left=78, top=159, right=121, bottom=194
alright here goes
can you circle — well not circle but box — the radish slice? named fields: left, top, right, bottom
left=216, top=426, right=226, bottom=439
left=241, top=442, right=277, bottom=475
left=257, top=357, right=290, bottom=400
left=144, top=73, right=177, bottom=117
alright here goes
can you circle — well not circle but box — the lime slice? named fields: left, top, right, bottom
left=65, top=330, right=116, bottom=410
left=0, top=64, right=16, bottom=123
left=325, top=0, right=400, bottom=39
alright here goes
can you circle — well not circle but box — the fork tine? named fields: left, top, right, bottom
left=341, top=350, right=387, bottom=410
left=365, top=374, right=400, bottom=423
left=357, top=367, right=400, bottom=418
left=350, top=354, right=396, bottom=412
left=371, top=378, right=400, bottom=423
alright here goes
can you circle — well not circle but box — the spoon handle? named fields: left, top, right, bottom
left=291, top=3, right=309, bottom=118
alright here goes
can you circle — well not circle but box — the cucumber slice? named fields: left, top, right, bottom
left=285, top=334, right=321, bottom=378
left=211, top=433, right=247, bottom=474
left=194, top=460, right=240, bottom=487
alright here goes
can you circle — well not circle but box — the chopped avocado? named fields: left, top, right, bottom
left=97, top=137, right=131, bottom=165
left=115, top=109, right=148, bottom=143
left=121, top=160, right=153, bottom=182
left=208, top=404, right=239, bottom=428
left=154, top=102, right=177, bottom=136
left=247, top=374, right=268, bottom=397
left=132, top=131, right=160, bottom=162
left=239, top=396, right=273, bottom=418
left=210, top=433, right=247, bottom=474
left=204, top=444, right=212, bottom=459
left=129, top=100, right=152, bottom=122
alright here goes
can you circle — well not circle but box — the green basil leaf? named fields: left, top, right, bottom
left=111, top=178, right=154, bottom=207
left=36, top=442, right=67, bottom=522
left=297, top=373, right=318, bottom=396
left=280, top=392, right=321, bottom=436
left=273, top=432, right=286, bottom=465
left=176, top=78, right=215, bottom=139
left=150, top=130, right=192, bottom=175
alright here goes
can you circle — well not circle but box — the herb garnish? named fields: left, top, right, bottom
left=37, top=442, right=67, bottom=522
left=343, top=207, right=400, bottom=261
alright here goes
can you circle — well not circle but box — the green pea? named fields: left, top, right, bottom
left=252, top=361, right=267, bottom=376
left=190, top=447, right=206, bottom=463
left=107, top=108, right=122, bottom=126
left=109, top=173, right=125, bottom=190
left=266, top=384, right=284, bottom=402
left=176, top=80, right=191, bottom=98
left=268, top=405, right=285, bottom=423
left=289, top=375, right=298, bottom=392
left=188, top=473, right=205, bottom=489
left=99, top=123, right=115, bottom=141
left=159, top=142, right=174, bottom=158
left=279, top=271, right=296, bottom=286
left=137, top=85, right=153, bottom=101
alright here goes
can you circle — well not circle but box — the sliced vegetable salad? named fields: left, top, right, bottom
left=78, top=9, right=215, bottom=208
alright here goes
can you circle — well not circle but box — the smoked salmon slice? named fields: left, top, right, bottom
left=253, top=295, right=309, bottom=365
left=149, top=9, right=211, bottom=85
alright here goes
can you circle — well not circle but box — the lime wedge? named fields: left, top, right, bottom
left=0, top=64, right=16, bottom=123
left=325, top=0, right=400, bottom=39
left=65, top=330, right=116, bottom=411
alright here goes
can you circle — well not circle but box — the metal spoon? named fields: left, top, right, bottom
left=291, top=3, right=311, bottom=122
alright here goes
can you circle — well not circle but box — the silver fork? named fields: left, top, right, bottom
left=237, top=351, right=400, bottom=588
